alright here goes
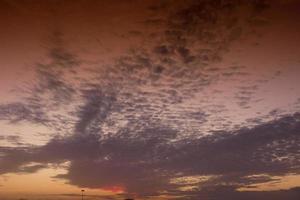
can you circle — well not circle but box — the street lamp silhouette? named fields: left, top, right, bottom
left=81, top=189, right=85, bottom=200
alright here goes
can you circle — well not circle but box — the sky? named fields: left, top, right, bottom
left=0, top=0, right=300, bottom=199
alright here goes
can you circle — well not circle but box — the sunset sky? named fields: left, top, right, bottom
left=0, top=0, right=300, bottom=199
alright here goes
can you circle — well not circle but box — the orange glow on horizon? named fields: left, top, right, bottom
left=101, top=186, right=125, bottom=194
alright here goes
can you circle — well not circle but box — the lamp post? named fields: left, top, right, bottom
left=81, top=189, right=85, bottom=200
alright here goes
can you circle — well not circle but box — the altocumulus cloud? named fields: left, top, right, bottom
left=0, top=0, right=300, bottom=199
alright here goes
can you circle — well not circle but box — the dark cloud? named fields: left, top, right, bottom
left=74, top=88, right=116, bottom=134
left=32, top=32, right=79, bottom=105
left=0, top=146, right=33, bottom=174
left=159, top=0, right=270, bottom=63
left=0, top=32, right=80, bottom=133
left=186, top=186, right=300, bottom=200
left=0, top=102, right=49, bottom=125
left=0, top=135, right=23, bottom=146
left=0, top=113, right=299, bottom=198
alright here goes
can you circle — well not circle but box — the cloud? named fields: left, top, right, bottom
left=74, top=88, right=117, bottom=135
left=0, top=113, right=299, bottom=198
left=0, top=0, right=274, bottom=139
left=0, top=135, right=23, bottom=146
left=186, top=186, right=300, bottom=200
left=1, top=1, right=299, bottom=199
